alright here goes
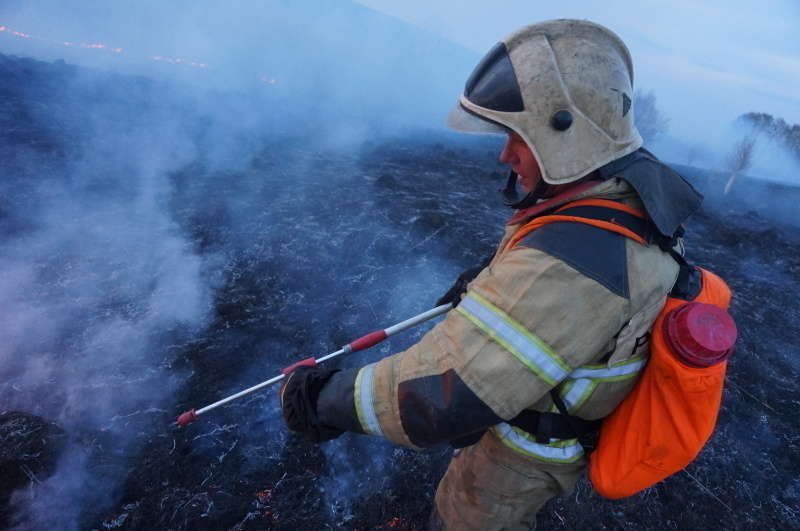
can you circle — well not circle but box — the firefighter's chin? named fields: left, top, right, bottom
left=516, top=173, right=540, bottom=194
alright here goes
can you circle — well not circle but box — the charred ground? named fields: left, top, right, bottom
left=0, top=53, right=798, bottom=530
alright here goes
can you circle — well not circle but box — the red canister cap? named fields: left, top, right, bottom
left=663, top=302, right=737, bottom=368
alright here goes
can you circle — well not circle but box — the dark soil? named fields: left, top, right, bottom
left=0, top=52, right=798, bottom=530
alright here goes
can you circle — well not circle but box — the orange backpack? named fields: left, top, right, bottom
left=513, top=199, right=737, bottom=498
left=588, top=266, right=735, bottom=498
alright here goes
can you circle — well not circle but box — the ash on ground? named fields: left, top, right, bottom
left=0, top=53, right=798, bottom=530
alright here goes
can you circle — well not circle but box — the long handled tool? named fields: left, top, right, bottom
left=177, top=303, right=452, bottom=426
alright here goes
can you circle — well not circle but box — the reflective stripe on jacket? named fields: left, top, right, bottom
left=317, top=178, right=680, bottom=453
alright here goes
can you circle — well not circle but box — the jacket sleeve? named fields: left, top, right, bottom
left=315, top=235, right=646, bottom=449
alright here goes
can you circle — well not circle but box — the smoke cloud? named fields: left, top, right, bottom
left=0, top=63, right=220, bottom=528
left=0, top=1, right=492, bottom=527
left=3, top=2, right=795, bottom=529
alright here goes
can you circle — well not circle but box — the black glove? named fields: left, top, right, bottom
left=436, top=256, right=493, bottom=308
left=280, top=365, right=343, bottom=443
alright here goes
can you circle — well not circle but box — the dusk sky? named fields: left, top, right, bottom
left=353, top=0, right=800, bottom=150
left=1, top=0, right=798, bottom=180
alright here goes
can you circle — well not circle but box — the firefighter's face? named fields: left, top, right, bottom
left=499, top=133, right=542, bottom=194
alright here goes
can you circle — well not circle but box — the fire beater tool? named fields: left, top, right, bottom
left=177, top=303, right=453, bottom=426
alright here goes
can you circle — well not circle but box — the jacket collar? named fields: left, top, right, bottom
left=507, top=180, right=603, bottom=225
left=508, top=148, right=703, bottom=236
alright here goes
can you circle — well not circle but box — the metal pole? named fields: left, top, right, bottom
left=177, top=303, right=452, bottom=426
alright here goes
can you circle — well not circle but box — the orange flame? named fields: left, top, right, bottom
left=0, top=24, right=292, bottom=84
left=150, top=56, right=210, bottom=67
left=0, top=26, right=31, bottom=38
left=0, top=25, right=210, bottom=67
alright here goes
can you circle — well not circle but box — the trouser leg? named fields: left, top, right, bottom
left=432, top=431, right=586, bottom=531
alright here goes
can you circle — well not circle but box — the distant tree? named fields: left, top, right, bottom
left=634, top=90, right=669, bottom=145
left=740, top=112, right=800, bottom=163
left=724, top=132, right=758, bottom=195
left=788, top=124, right=800, bottom=161
left=741, top=112, right=775, bottom=134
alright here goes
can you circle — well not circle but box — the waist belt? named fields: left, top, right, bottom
left=509, top=408, right=600, bottom=444
left=448, top=396, right=601, bottom=450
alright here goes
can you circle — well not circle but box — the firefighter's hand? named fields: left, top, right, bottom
left=280, top=365, right=343, bottom=443
left=436, top=260, right=490, bottom=308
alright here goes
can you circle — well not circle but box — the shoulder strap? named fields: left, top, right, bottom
left=507, top=199, right=660, bottom=251
left=508, top=198, right=700, bottom=298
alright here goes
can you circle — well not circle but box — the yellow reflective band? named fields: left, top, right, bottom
left=569, top=354, right=648, bottom=382
left=457, top=292, right=570, bottom=386
left=354, top=364, right=385, bottom=437
left=494, top=423, right=584, bottom=463
left=556, top=354, right=648, bottom=412
left=561, top=378, right=595, bottom=412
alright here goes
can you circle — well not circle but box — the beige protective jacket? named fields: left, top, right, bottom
left=318, top=177, right=680, bottom=462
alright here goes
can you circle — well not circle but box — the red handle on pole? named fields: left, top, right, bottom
left=347, top=330, right=388, bottom=353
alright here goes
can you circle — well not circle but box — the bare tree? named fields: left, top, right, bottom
left=723, top=132, right=758, bottom=195
left=741, top=112, right=800, bottom=163
left=634, top=90, right=670, bottom=145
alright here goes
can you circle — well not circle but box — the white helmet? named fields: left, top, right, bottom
left=447, top=19, right=643, bottom=185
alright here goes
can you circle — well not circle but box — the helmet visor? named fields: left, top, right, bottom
left=464, top=42, right=524, bottom=113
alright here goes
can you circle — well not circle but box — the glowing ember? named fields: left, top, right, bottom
left=376, top=516, right=417, bottom=529
left=253, top=489, right=278, bottom=523
left=255, top=488, right=272, bottom=503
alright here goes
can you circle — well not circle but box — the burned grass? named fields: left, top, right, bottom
left=1, top=53, right=798, bottom=529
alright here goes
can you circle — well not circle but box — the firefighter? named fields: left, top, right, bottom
left=279, top=19, right=702, bottom=529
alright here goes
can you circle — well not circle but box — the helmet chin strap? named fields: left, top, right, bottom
left=500, top=169, right=551, bottom=210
